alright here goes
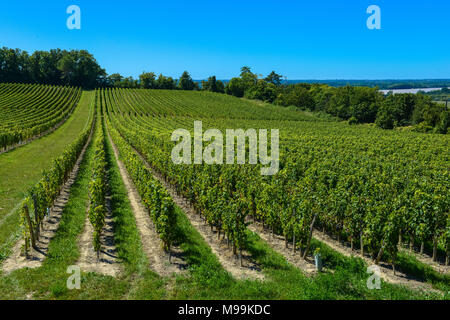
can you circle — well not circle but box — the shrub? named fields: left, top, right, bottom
left=348, top=116, right=358, bottom=125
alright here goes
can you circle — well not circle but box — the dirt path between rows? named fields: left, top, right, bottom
left=108, top=133, right=187, bottom=277
left=247, top=221, right=317, bottom=275
left=124, top=141, right=264, bottom=281
left=312, top=229, right=442, bottom=294
left=77, top=187, right=122, bottom=277
left=1, top=125, right=94, bottom=274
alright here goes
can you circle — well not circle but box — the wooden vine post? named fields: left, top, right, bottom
left=23, top=204, right=36, bottom=251
left=302, top=212, right=318, bottom=260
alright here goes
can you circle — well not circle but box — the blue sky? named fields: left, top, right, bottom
left=1, top=0, right=449, bottom=79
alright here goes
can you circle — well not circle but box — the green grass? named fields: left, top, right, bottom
left=158, top=211, right=440, bottom=300
left=0, top=91, right=94, bottom=256
left=103, top=117, right=167, bottom=298
left=395, top=251, right=450, bottom=293
left=104, top=124, right=148, bottom=275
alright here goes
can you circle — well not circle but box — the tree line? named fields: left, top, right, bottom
left=1, top=47, right=447, bottom=133
left=0, top=47, right=106, bottom=89
left=109, top=71, right=228, bottom=93
left=222, top=67, right=449, bottom=134
left=0, top=47, right=207, bottom=90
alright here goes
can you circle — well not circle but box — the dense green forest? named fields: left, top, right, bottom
left=0, top=47, right=448, bottom=133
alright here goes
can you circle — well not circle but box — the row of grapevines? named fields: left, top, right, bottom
left=101, top=87, right=317, bottom=121
left=0, top=83, right=81, bottom=151
left=0, top=84, right=66, bottom=124
left=88, top=105, right=107, bottom=258
left=19, top=94, right=95, bottom=255
left=103, top=95, right=176, bottom=257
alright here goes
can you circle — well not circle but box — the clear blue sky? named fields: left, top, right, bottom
left=1, top=0, right=449, bottom=79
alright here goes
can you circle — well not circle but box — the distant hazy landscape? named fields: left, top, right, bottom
left=196, top=79, right=450, bottom=91
left=380, top=87, right=450, bottom=94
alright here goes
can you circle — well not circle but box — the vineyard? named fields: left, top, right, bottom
left=0, top=83, right=81, bottom=151
left=103, top=88, right=449, bottom=268
left=0, top=86, right=449, bottom=300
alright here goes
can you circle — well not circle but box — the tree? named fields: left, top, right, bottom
left=38, top=49, right=65, bottom=85
left=108, top=73, right=123, bottom=87
left=156, top=74, right=176, bottom=89
left=375, top=105, right=395, bottom=129
left=412, top=95, right=445, bottom=127
left=139, top=72, right=157, bottom=89
left=239, top=66, right=257, bottom=91
left=225, top=78, right=245, bottom=97
left=121, top=76, right=139, bottom=88
left=265, top=71, right=283, bottom=86
left=275, top=85, right=314, bottom=109
left=178, top=71, right=195, bottom=90
left=436, top=110, right=450, bottom=134
left=57, top=54, right=76, bottom=85
left=56, top=50, right=105, bottom=88
left=202, top=76, right=218, bottom=92
left=348, top=87, right=382, bottom=123
left=311, top=85, right=334, bottom=111
left=216, top=80, right=225, bottom=93
left=202, top=75, right=225, bottom=93
left=245, top=79, right=277, bottom=103
left=0, top=48, right=31, bottom=83
left=29, top=51, right=45, bottom=84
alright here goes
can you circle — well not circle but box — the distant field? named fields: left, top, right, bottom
left=0, top=83, right=81, bottom=151
left=0, top=90, right=93, bottom=251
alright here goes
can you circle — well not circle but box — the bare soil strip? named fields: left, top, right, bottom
left=312, top=229, right=442, bottom=294
left=108, top=133, right=187, bottom=277
left=247, top=221, right=317, bottom=275
left=1, top=125, right=94, bottom=274
left=124, top=141, right=264, bottom=281
left=77, top=190, right=121, bottom=276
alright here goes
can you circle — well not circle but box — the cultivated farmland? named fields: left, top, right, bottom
left=0, top=87, right=448, bottom=300
left=0, top=83, right=81, bottom=152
